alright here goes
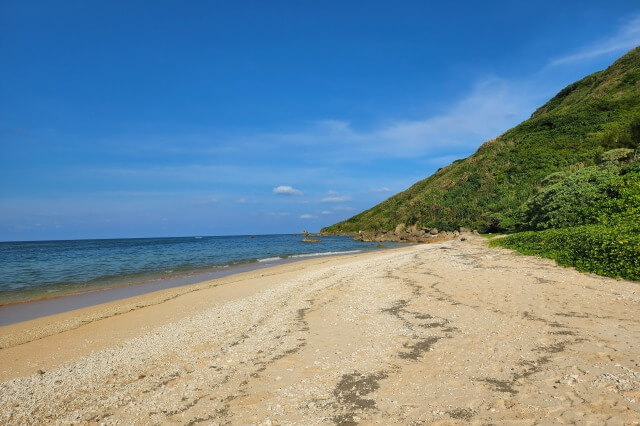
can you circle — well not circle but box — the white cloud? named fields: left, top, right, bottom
left=235, top=197, right=246, bottom=203
left=91, top=75, right=541, bottom=171
left=320, top=210, right=332, bottom=215
left=548, top=14, right=640, bottom=67
left=299, top=214, right=315, bottom=219
left=93, top=164, right=330, bottom=186
left=321, top=195, right=352, bottom=203
left=371, top=78, right=536, bottom=154
left=372, top=187, right=391, bottom=193
left=254, top=78, right=537, bottom=161
left=321, top=191, right=352, bottom=203
left=273, top=185, right=302, bottom=196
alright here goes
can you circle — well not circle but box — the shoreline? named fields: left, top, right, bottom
left=0, top=245, right=413, bottom=350
left=0, top=248, right=376, bottom=325
left=1, top=237, right=638, bottom=423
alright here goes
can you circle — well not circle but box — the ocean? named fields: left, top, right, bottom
left=0, top=234, right=400, bottom=305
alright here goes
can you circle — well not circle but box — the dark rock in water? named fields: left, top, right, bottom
left=249, top=235, right=256, bottom=239
left=302, top=237, right=321, bottom=243
left=376, top=243, right=387, bottom=248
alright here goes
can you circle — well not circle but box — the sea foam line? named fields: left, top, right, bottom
left=257, top=257, right=282, bottom=263
left=257, top=250, right=363, bottom=263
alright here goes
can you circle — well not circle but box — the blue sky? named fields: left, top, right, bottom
left=1, top=1, right=640, bottom=241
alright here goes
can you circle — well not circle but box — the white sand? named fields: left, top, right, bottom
left=1, top=237, right=639, bottom=424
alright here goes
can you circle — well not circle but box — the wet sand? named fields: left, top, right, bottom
left=0, top=258, right=307, bottom=326
left=1, top=236, right=639, bottom=424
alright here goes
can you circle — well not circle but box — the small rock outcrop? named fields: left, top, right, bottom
left=302, top=237, right=321, bottom=243
left=349, top=224, right=477, bottom=244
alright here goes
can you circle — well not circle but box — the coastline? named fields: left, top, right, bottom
left=1, top=237, right=639, bottom=424
left=0, top=245, right=412, bottom=351
left=0, top=248, right=372, bottom=326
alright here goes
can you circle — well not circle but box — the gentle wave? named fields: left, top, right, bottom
left=257, top=250, right=363, bottom=263
left=258, top=257, right=282, bottom=263
left=290, top=250, right=362, bottom=258
left=0, top=235, right=394, bottom=304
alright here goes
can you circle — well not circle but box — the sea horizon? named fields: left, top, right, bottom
left=0, top=231, right=323, bottom=244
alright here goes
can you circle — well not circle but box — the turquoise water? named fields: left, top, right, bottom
left=0, top=234, right=398, bottom=304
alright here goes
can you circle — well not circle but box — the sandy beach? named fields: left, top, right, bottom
left=1, top=236, right=639, bottom=424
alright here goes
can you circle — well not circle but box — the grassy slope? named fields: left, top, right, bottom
left=323, top=46, right=640, bottom=233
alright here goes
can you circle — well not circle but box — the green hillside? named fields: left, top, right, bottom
left=323, top=46, right=640, bottom=234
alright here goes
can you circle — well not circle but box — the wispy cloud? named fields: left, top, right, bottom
left=548, top=14, right=640, bottom=67
left=371, top=187, right=391, bottom=193
left=321, top=195, right=352, bottom=202
left=92, top=164, right=330, bottom=186
left=255, top=78, right=537, bottom=161
left=320, top=210, right=332, bottom=215
left=90, top=76, right=540, bottom=176
left=299, top=214, right=315, bottom=219
left=321, top=190, right=352, bottom=203
left=332, top=205, right=354, bottom=211
left=273, top=185, right=302, bottom=196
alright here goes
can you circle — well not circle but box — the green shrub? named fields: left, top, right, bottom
left=600, top=148, right=635, bottom=163
left=519, top=165, right=623, bottom=230
left=491, top=224, right=640, bottom=281
left=540, top=171, right=571, bottom=186
left=600, top=125, right=636, bottom=149
left=497, top=160, right=640, bottom=280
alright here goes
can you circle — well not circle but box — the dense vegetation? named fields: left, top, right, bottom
left=492, top=156, right=640, bottom=280
left=515, top=149, right=637, bottom=231
left=323, top=46, right=640, bottom=234
left=323, top=46, right=640, bottom=280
